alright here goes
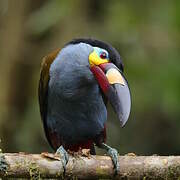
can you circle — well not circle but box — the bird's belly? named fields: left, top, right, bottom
left=47, top=102, right=106, bottom=143
left=46, top=84, right=107, bottom=148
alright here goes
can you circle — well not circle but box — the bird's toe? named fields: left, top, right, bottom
left=56, top=146, right=69, bottom=171
left=107, top=147, right=119, bottom=174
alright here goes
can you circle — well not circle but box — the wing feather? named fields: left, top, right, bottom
left=38, top=48, right=60, bottom=149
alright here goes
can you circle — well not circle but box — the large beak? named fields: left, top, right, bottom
left=90, top=63, right=131, bottom=127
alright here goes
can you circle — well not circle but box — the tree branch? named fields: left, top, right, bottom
left=0, top=153, right=180, bottom=179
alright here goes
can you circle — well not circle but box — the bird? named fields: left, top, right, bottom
left=38, top=38, right=131, bottom=173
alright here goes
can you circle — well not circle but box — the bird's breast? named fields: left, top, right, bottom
left=47, top=66, right=107, bottom=144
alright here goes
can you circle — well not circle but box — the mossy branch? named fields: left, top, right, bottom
left=0, top=153, right=180, bottom=179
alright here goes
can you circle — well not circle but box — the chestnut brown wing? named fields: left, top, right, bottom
left=38, top=49, right=60, bottom=149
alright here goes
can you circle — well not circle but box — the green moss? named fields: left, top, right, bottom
left=14, top=159, right=24, bottom=169
left=167, top=165, right=180, bottom=179
left=96, top=167, right=106, bottom=175
left=29, top=163, right=41, bottom=180
left=0, top=153, right=8, bottom=174
left=96, top=166, right=110, bottom=179
left=77, top=158, right=86, bottom=168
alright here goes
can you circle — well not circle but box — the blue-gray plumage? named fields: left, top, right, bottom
left=47, top=43, right=107, bottom=144
left=38, top=38, right=131, bottom=173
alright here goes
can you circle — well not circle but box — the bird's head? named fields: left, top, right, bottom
left=64, top=38, right=131, bottom=127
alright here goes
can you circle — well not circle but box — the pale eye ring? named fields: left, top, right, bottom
left=100, top=52, right=107, bottom=59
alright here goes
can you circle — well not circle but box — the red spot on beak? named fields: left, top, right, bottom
left=90, top=65, right=110, bottom=94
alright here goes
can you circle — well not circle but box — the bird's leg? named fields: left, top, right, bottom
left=56, top=145, right=69, bottom=172
left=99, top=143, right=119, bottom=174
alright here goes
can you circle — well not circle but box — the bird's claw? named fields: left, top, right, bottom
left=100, top=143, right=119, bottom=175
left=56, top=146, right=69, bottom=171
left=107, top=147, right=119, bottom=174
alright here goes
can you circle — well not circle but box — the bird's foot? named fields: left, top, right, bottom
left=107, top=147, right=119, bottom=174
left=56, top=146, right=69, bottom=172
left=101, top=143, right=119, bottom=175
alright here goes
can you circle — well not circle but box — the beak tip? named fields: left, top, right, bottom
left=120, top=121, right=127, bottom=127
left=117, top=113, right=128, bottom=127
left=119, top=118, right=127, bottom=127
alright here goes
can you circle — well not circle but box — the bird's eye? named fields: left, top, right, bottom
left=100, top=52, right=107, bottom=59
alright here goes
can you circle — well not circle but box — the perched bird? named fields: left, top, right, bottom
left=38, top=38, right=131, bottom=173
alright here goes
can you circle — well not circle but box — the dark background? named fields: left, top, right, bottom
left=0, top=0, right=179, bottom=155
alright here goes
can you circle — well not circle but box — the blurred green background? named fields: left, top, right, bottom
left=0, top=0, right=180, bottom=155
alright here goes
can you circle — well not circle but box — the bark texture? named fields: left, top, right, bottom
left=0, top=153, right=180, bottom=179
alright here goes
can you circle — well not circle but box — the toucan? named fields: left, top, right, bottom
left=38, top=38, right=131, bottom=173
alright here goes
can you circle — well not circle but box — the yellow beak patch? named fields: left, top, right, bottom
left=89, top=51, right=109, bottom=66
left=106, top=68, right=125, bottom=85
